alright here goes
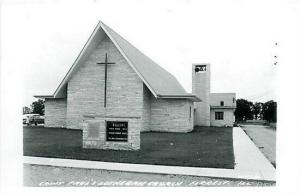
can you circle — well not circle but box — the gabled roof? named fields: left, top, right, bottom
left=34, top=21, right=200, bottom=102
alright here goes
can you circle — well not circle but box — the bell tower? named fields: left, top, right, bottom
left=192, top=63, right=211, bottom=126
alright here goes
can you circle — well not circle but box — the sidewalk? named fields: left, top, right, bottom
left=233, top=127, right=275, bottom=181
left=23, top=127, right=275, bottom=182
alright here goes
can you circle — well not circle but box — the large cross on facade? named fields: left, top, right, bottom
left=97, top=53, right=115, bottom=107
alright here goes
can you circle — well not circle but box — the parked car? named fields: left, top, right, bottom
left=23, top=114, right=39, bottom=125
left=29, top=115, right=45, bottom=125
left=23, top=114, right=44, bottom=125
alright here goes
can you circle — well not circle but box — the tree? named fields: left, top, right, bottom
left=234, top=99, right=254, bottom=122
left=31, top=99, right=45, bottom=115
left=262, top=100, right=277, bottom=122
left=252, top=102, right=263, bottom=120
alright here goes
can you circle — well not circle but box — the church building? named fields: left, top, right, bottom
left=35, top=21, right=236, bottom=135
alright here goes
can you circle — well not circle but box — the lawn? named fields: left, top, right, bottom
left=23, top=126, right=234, bottom=169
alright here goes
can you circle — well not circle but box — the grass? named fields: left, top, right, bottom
left=23, top=126, right=234, bottom=169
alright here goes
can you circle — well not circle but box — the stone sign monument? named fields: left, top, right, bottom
left=83, top=115, right=140, bottom=150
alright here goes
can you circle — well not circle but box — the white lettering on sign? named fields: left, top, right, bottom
left=106, top=121, right=128, bottom=142
left=195, top=65, right=207, bottom=73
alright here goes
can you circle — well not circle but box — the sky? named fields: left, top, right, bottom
left=2, top=0, right=298, bottom=107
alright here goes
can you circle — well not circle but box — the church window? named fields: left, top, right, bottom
left=220, top=101, right=224, bottom=106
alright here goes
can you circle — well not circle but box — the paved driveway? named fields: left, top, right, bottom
left=241, top=125, right=276, bottom=167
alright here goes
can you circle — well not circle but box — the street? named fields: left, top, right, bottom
left=241, top=125, right=276, bottom=167
left=23, top=164, right=274, bottom=187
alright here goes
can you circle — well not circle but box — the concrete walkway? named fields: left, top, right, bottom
left=232, top=127, right=275, bottom=181
left=23, top=127, right=275, bottom=182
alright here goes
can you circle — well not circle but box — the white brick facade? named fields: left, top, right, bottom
left=44, top=34, right=194, bottom=134
left=210, top=109, right=235, bottom=127
left=149, top=98, right=194, bottom=132
left=192, top=64, right=211, bottom=126
left=141, top=85, right=151, bottom=132
left=209, top=93, right=236, bottom=127
left=66, top=34, right=143, bottom=130
left=44, top=98, right=67, bottom=128
left=210, top=93, right=236, bottom=107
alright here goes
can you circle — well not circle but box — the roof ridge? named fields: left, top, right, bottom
left=100, top=22, right=188, bottom=96
left=100, top=21, right=180, bottom=82
left=36, top=21, right=200, bottom=101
